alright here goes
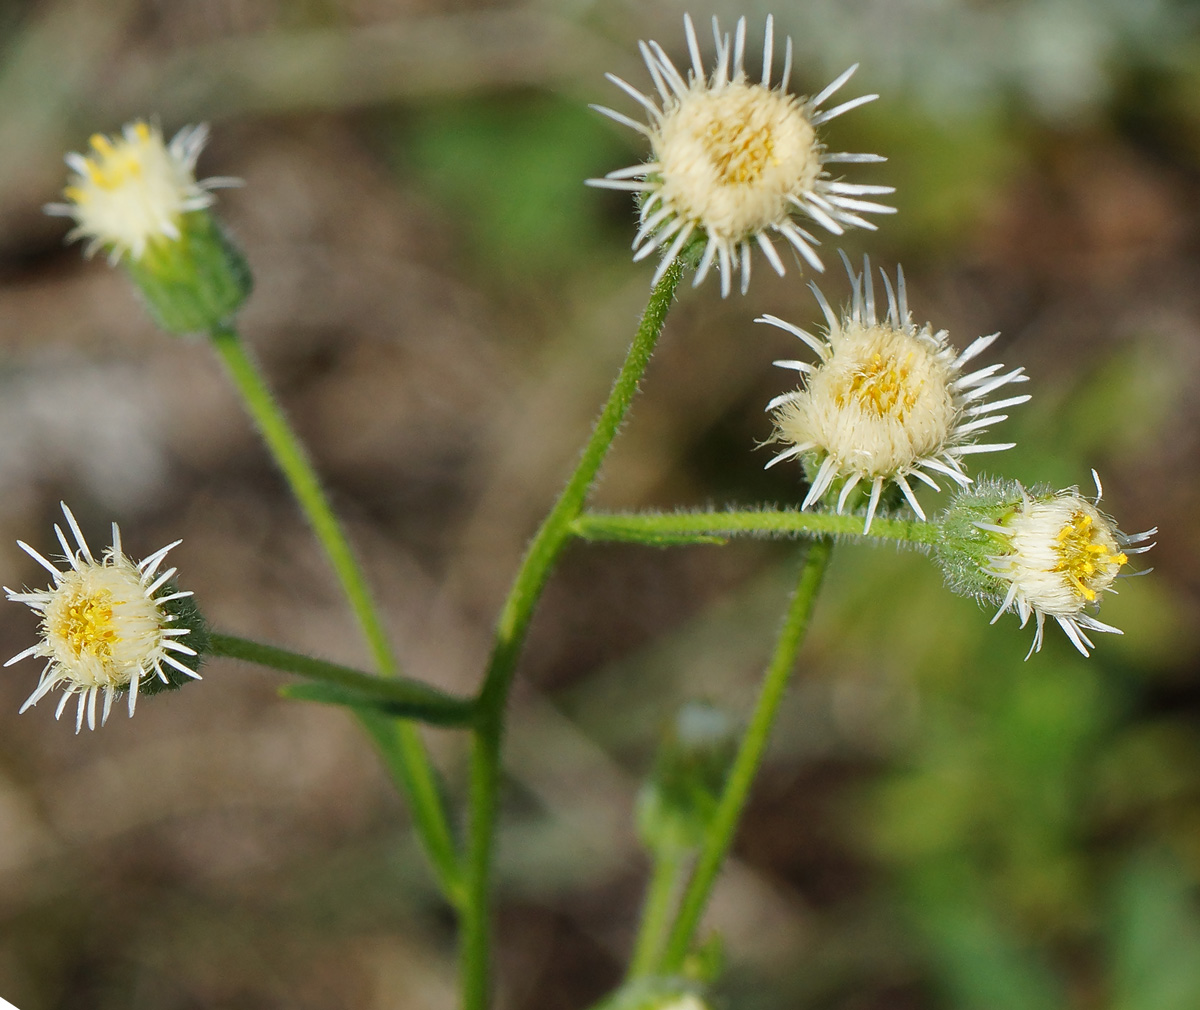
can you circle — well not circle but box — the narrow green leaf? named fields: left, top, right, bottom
left=280, top=681, right=476, bottom=727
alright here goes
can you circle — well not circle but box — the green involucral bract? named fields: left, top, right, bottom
left=124, top=211, right=252, bottom=334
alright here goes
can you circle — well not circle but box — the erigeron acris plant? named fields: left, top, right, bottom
left=8, top=14, right=1154, bottom=1010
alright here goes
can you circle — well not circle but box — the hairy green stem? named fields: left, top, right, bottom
left=209, top=633, right=476, bottom=726
left=208, top=324, right=463, bottom=906
left=658, top=540, right=832, bottom=973
left=461, top=262, right=684, bottom=1010
left=573, top=508, right=938, bottom=545
left=628, top=846, right=687, bottom=980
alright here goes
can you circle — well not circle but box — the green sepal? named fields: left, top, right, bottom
left=136, top=584, right=210, bottom=697
left=933, top=476, right=1048, bottom=600
left=124, top=211, right=252, bottom=334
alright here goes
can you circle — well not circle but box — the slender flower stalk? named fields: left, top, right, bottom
left=572, top=506, right=938, bottom=545
left=461, top=261, right=684, bottom=1010
left=628, top=847, right=687, bottom=979
left=588, top=14, right=893, bottom=296
left=208, top=323, right=464, bottom=906
left=659, top=540, right=831, bottom=973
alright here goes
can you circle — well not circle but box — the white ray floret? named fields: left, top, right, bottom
left=4, top=503, right=200, bottom=732
left=978, top=473, right=1155, bottom=659
left=761, top=255, right=1030, bottom=532
left=46, top=120, right=240, bottom=263
left=587, top=14, right=894, bottom=297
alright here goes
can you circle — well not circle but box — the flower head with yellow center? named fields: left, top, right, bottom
left=46, top=121, right=236, bottom=263
left=936, top=474, right=1156, bottom=658
left=762, top=256, right=1030, bottom=531
left=587, top=14, right=894, bottom=297
left=4, top=504, right=201, bottom=732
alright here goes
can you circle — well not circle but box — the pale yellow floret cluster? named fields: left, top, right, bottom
left=4, top=504, right=199, bottom=732
left=47, top=121, right=225, bottom=262
left=763, top=258, right=1027, bottom=531
left=41, top=558, right=168, bottom=690
left=588, top=14, right=893, bottom=297
left=976, top=482, right=1151, bottom=658
left=653, top=82, right=820, bottom=244
left=992, top=497, right=1128, bottom=614
left=774, top=321, right=957, bottom=482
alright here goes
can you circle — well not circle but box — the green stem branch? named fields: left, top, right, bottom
left=209, top=633, right=476, bottom=726
left=572, top=508, right=938, bottom=545
left=208, top=324, right=463, bottom=906
left=658, top=540, right=832, bottom=973
left=461, top=262, right=684, bottom=1010
left=628, top=846, right=686, bottom=980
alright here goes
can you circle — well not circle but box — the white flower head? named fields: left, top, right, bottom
left=46, top=120, right=237, bottom=263
left=762, top=256, right=1030, bottom=531
left=4, top=503, right=202, bottom=732
left=972, top=473, right=1156, bottom=658
left=587, top=14, right=894, bottom=297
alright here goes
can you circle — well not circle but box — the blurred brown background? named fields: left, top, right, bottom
left=0, top=0, right=1198, bottom=1007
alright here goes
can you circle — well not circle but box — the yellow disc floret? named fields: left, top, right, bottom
left=654, top=84, right=820, bottom=242
left=1051, top=510, right=1128, bottom=603
left=42, top=561, right=162, bottom=689
left=777, top=322, right=958, bottom=483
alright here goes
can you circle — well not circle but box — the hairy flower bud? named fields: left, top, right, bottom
left=47, top=120, right=251, bottom=333
left=934, top=474, right=1155, bottom=657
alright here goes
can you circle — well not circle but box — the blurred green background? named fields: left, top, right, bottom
left=0, top=0, right=1197, bottom=1007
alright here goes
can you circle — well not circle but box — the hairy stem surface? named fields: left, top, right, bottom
left=461, top=262, right=683, bottom=1010
left=573, top=508, right=938, bottom=545
left=210, top=633, right=476, bottom=726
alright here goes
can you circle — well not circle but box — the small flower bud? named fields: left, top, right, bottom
left=4, top=503, right=208, bottom=731
left=47, top=121, right=252, bottom=334
left=637, top=701, right=736, bottom=852
left=934, top=474, right=1156, bottom=658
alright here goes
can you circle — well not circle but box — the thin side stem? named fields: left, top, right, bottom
left=208, top=324, right=463, bottom=906
left=627, top=846, right=687, bottom=980
left=209, top=633, right=477, bottom=726
left=658, top=539, right=832, bottom=973
left=461, top=262, right=684, bottom=1010
left=572, top=508, right=938, bottom=545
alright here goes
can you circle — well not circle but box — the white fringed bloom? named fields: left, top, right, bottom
left=978, top=473, right=1156, bottom=659
left=762, top=257, right=1030, bottom=531
left=587, top=14, right=894, bottom=297
left=46, top=120, right=237, bottom=262
left=4, top=503, right=200, bottom=732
